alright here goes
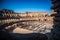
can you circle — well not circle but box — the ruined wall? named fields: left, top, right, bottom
left=0, top=9, right=53, bottom=34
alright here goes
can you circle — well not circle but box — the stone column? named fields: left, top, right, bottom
left=51, top=0, right=60, bottom=40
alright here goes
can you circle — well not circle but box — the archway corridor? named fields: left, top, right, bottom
left=0, top=0, right=60, bottom=40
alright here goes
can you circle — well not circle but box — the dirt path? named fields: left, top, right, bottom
left=13, top=27, right=33, bottom=34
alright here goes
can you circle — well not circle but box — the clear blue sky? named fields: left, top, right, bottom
left=0, top=0, right=52, bottom=13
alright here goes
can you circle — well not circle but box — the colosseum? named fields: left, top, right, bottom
left=0, top=9, right=54, bottom=34
left=0, top=9, right=54, bottom=40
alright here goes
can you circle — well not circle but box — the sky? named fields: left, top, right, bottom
left=0, top=0, right=52, bottom=13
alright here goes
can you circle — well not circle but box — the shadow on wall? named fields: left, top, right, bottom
left=0, top=31, right=48, bottom=40
left=51, top=14, right=60, bottom=40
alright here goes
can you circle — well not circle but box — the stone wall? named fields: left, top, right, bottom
left=51, top=0, right=60, bottom=40
left=0, top=9, right=53, bottom=24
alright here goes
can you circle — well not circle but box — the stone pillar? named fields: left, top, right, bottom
left=51, top=0, right=60, bottom=40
